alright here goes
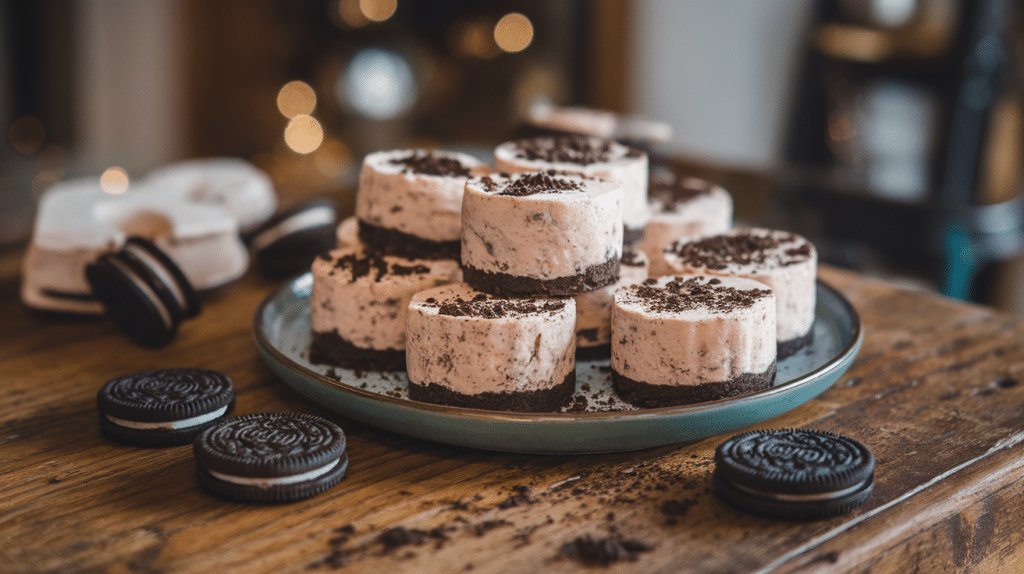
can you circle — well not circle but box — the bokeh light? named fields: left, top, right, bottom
left=338, top=48, right=417, bottom=120
left=494, top=13, right=533, bottom=53
left=100, top=167, right=130, bottom=195
left=277, top=80, right=317, bottom=118
left=360, top=0, right=396, bottom=22
left=9, top=116, right=46, bottom=155
left=337, top=0, right=369, bottom=27
left=314, top=136, right=353, bottom=178
left=284, top=114, right=324, bottom=154
left=36, top=145, right=68, bottom=175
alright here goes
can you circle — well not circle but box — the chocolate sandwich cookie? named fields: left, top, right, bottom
left=714, top=428, right=874, bottom=520
left=85, top=237, right=201, bottom=348
left=97, top=368, right=234, bottom=447
left=194, top=412, right=348, bottom=503
left=243, top=198, right=338, bottom=278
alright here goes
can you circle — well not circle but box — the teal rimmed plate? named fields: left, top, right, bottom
left=253, top=274, right=861, bottom=454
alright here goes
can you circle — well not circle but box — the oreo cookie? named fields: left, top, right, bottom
left=97, top=368, right=235, bottom=447
left=193, top=412, right=348, bottom=503
left=85, top=236, right=201, bottom=348
left=243, top=198, right=338, bottom=278
left=714, top=428, right=874, bottom=520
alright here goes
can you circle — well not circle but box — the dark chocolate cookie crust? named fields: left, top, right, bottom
left=778, top=327, right=815, bottom=360
left=462, top=257, right=620, bottom=297
left=622, top=225, right=645, bottom=247
left=611, top=363, right=776, bottom=408
left=357, top=220, right=460, bottom=261
left=575, top=343, right=611, bottom=362
left=309, top=330, right=406, bottom=372
left=408, top=371, right=576, bottom=412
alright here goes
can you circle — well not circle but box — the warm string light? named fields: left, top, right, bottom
left=100, top=167, right=130, bottom=195
left=277, top=81, right=317, bottom=118
left=494, top=13, right=533, bottom=53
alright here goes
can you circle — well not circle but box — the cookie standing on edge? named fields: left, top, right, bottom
left=85, top=236, right=201, bottom=348
left=193, top=412, right=349, bottom=503
left=714, top=428, right=875, bottom=520
left=97, top=368, right=235, bottom=447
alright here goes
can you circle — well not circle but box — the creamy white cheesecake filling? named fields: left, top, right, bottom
left=406, top=283, right=576, bottom=396
left=461, top=172, right=623, bottom=280
left=356, top=149, right=487, bottom=243
left=106, top=405, right=228, bottom=430
left=612, top=275, right=776, bottom=387
left=335, top=216, right=360, bottom=249
left=207, top=457, right=340, bottom=488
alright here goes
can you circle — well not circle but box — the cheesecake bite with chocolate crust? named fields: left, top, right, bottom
left=663, top=228, right=817, bottom=358
left=611, top=275, right=776, bottom=408
left=461, top=171, right=622, bottom=297
left=406, top=283, right=576, bottom=412
left=356, top=149, right=488, bottom=260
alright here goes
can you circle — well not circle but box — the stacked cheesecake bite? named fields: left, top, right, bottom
left=310, top=150, right=478, bottom=371
left=406, top=170, right=625, bottom=411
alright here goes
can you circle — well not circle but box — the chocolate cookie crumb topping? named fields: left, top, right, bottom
left=332, top=252, right=434, bottom=282
left=650, top=176, right=714, bottom=210
left=512, top=135, right=619, bottom=165
left=621, top=250, right=642, bottom=267
left=389, top=151, right=472, bottom=177
left=428, top=293, right=567, bottom=318
left=668, top=231, right=810, bottom=269
left=629, top=276, right=771, bottom=313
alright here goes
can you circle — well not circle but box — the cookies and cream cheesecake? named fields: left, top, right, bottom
left=309, top=247, right=460, bottom=371
left=663, top=228, right=817, bottom=358
left=461, top=171, right=623, bottom=296
left=611, top=275, right=777, bottom=408
left=356, top=149, right=488, bottom=259
left=574, top=249, right=649, bottom=359
left=493, top=135, right=649, bottom=243
left=406, top=283, right=576, bottom=412
left=639, top=174, right=733, bottom=277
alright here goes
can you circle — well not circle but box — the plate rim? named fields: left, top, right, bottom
left=252, top=275, right=862, bottom=423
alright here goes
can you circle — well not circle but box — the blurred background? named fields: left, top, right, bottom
left=2, top=0, right=1023, bottom=312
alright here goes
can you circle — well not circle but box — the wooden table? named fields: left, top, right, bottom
left=4, top=246, right=1024, bottom=574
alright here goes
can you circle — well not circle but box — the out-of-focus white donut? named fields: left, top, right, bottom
left=22, top=173, right=252, bottom=314
left=142, top=158, right=277, bottom=233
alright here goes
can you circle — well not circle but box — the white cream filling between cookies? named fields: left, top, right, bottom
left=727, top=478, right=869, bottom=502
left=122, top=242, right=189, bottom=312
left=207, top=457, right=340, bottom=488
left=106, top=405, right=228, bottom=430
left=249, top=205, right=336, bottom=251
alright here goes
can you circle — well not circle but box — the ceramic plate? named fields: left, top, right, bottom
left=253, top=274, right=862, bottom=453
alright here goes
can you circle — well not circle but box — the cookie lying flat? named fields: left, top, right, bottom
left=86, top=237, right=201, bottom=348
left=193, top=412, right=348, bottom=503
left=97, top=368, right=235, bottom=447
left=243, top=198, right=338, bottom=278
left=714, top=428, right=874, bottom=520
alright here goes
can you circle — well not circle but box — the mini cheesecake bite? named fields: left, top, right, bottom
left=639, top=174, right=733, bottom=277
left=494, top=135, right=649, bottom=243
left=310, top=247, right=460, bottom=371
left=406, top=283, right=576, bottom=412
left=461, top=171, right=623, bottom=296
left=611, top=275, right=777, bottom=408
left=356, top=149, right=488, bottom=259
left=664, top=228, right=817, bottom=358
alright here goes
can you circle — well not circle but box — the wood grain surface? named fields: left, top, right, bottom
left=3, top=245, right=1024, bottom=574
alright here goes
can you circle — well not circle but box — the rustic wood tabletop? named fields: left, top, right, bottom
left=3, top=240, right=1024, bottom=573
